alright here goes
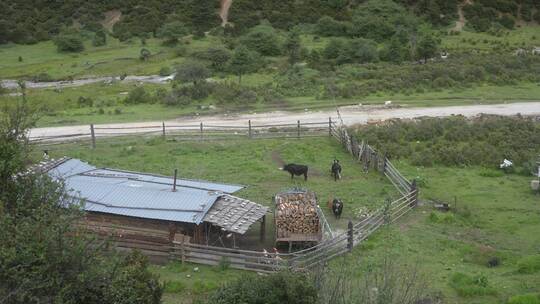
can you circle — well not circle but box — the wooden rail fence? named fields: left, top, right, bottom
left=48, top=119, right=418, bottom=272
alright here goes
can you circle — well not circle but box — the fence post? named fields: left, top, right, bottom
left=328, top=117, right=332, bottom=137
left=200, top=122, right=203, bottom=140
left=260, top=215, right=266, bottom=242
left=347, top=220, right=354, bottom=252
left=90, top=124, right=96, bottom=149
left=410, top=179, right=418, bottom=207
left=248, top=120, right=252, bottom=139
left=297, top=120, right=300, bottom=138
left=181, top=237, right=185, bottom=265
left=162, top=122, right=166, bottom=138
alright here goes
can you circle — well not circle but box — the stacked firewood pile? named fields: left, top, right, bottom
left=275, top=191, right=321, bottom=238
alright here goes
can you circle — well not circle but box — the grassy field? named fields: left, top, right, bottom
left=36, top=134, right=540, bottom=304
left=39, top=135, right=398, bottom=302
left=340, top=162, right=540, bottom=304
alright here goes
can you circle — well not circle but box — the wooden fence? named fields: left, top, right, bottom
left=30, top=119, right=335, bottom=147
left=164, top=122, right=418, bottom=273
left=42, top=118, right=417, bottom=272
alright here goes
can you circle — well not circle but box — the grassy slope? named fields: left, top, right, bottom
left=342, top=162, right=540, bottom=304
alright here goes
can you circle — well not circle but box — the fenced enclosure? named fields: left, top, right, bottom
left=37, top=118, right=418, bottom=272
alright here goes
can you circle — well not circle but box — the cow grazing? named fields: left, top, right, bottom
left=332, top=198, right=343, bottom=219
left=331, top=159, right=342, bottom=181
left=281, top=163, right=308, bottom=181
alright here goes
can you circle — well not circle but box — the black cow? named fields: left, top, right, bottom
left=331, top=159, right=342, bottom=181
left=281, top=163, right=308, bottom=181
left=332, top=198, right=343, bottom=219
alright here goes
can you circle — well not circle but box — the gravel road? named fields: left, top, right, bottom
left=28, top=102, right=540, bottom=140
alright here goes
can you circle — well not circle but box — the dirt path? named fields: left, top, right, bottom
left=452, top=0, right=471, bottom=32
left=220, top=0, right=233, bottom=26
left=28, top=102, right=540, bottom=140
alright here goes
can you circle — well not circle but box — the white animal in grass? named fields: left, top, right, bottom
left=499, top=159, right=513, bottom=169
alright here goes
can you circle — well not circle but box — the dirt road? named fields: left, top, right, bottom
left=29, top=102, right=540, bottom=140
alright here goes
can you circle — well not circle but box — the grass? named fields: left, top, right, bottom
left=36, top=134, right=540, bottom=303
left=0, top=36, right=216, bottom=80
left=334, top=161, right=540, bottom=304
left=39, top=135, right=397, bottom=302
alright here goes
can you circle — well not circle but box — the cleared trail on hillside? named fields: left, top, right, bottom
left=29, top=102, right=540, bottom=140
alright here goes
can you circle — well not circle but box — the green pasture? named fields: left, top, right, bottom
left=337, top=162, right=540, bottom=304
left=36, top=134, right=540, bottom=303
left=0, top=37, right=217, bottom=80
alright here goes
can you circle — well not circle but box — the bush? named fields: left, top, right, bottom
left=204, top=271, right=316, bottom=304
left=77, top=96, right=93, bottom=108
left=92, top=30, right=107, bottom=46
left=54, top=34, right=84, bottom=52
left=213, top=83, right=258, bottom=105
left=449, top=273, right=496, bottom=297
left=159, top=67, right=172, bottom=76
left=125, top=86, right=151, bottom=104
left=32, top=73, right=53, bottom=82
left=240, top=24, right=282, bottom=56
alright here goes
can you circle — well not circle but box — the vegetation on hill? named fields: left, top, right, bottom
left=0, top=102, right=163, bottom=303
left=354, top=115, right=540, bottom=171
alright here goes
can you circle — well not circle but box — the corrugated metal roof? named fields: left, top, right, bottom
left=40, top=158, right=257, bottom=227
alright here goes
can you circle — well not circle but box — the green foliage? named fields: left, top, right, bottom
left=204, top=271, right=317, bottom=304
left=213, top=83, right=258, bottom=105
left=174, top=61, right=211, bottom=85
left=316, top=16, right=351, bottom=37
left=157, top=22, right=188, bottom=46
left=0, top=102, right=162, bottom=304
left=54, top=33, right=84, bottom=53
left=416, top=34, right=439, bottom=60
left=240, top=24, right=282, bottom=56
left=125, top=86, right=151, bottom=104
left=188, top=0, right=219, bottom=37
left=140, top=48, right=151, bottom=61
left=159, top=67, right=172, bottom=77
left=449, top=273, right=496, bottom=297
left=228, top=46, right=261, bottom=84
left=92, top=30, right=107, bottom=47
left=323, top=38, right=379, bottom=64
left=78, top=96, right=94, bottom=108
left=354, top=116, right=540, bottom=169
left=428, top=211, right=455, bottom=224
left=285, top=30, right=302, bottom=64
left=192, top=47, right=232, bottom=72
left=508, top=294, right=540, bottom=304
left=517, top=255, right=540, bottom=274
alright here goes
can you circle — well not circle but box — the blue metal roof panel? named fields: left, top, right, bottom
left=85, top=168, right=244, bottom=194
left=64, top=175, right=220, bottom=224
left=84, top=201, right=203, bottom=223
left=48, top=159, right=96, bottom=180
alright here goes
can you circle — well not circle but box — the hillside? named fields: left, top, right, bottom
left=1, top=0, right=539, bottom=44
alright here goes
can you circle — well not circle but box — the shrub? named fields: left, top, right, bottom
left=204, top=271, right=316, bottom=304
left=240, top=24, right=282, bottom=56
left=449, top=273, right=496, bottom=297
left=77, top=96, right=93, bottom=108
left=125, top=86, right=151, bottom=104
left=54, top=33, right=84, bottom=52
left=92, top=30, right=107, bottom=46
left=32, top=73, right=53, bottom=82
left=159, top=67, right=172, bottom=76
left=213, top=83, right=258, bottom=105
